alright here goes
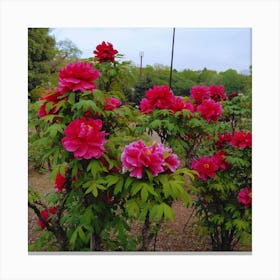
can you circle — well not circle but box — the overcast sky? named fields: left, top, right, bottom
left=50, top=28, right=251, bottom=73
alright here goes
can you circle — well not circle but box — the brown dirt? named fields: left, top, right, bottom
left=28, top=165, right=250, bottom=252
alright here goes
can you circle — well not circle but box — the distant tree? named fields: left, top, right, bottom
left=219, top=69, right=242, bottom=94
left=50, top=39, right=82, bottom=72
left=28, top=28, right=56, bottom=94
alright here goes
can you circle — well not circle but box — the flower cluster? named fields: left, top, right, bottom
left=190, top=85, right=226, bottom=103
left=191, top=151, right=230, bottom=181
left=238, top=188, right=252, bottom=208
left=93, top=41, right=118, bottom=63
left=61, top=118, right=107, bottom=160
left=140, top=85, right=194, bottom=114
left=121, top=140, right=180, bottom=179
left=230, top=131, right=252, bottom=149
left=37, top=207, right=57, bottom=229
left=216, top=131, right=252, bottom=149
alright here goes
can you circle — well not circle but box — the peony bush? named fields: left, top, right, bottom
left=28, top=41, right=251, bottom=252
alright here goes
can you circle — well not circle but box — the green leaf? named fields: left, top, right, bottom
left=131, top=182, right=142, bottom=196
left=126, top=200, right=139, bottom=217
left=45, top=101, right=54, bottom=114
left=68, top=92, right=76, bottom=105
left=69, top=228, right=79, bottom=247
left=124, top=176, right=134, bottom=190
left=141, top=186, right=148, bottom=202
left=78, top=227, right=87, bottom=242
left=162, top=203, right=174, bottom=221
left=113, top=177, right=124, bottom=195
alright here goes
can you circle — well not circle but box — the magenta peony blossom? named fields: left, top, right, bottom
left=212, top=150, right=231, bottom=170
left=145, top=85, right=175, bottom=110
left=171, top=96, right=194, bottom=114
left=93, top=41, right=118, bottom=63
left=61, top=118, right=106, bottom=160
left=238, top=188, right=252, bottom=208
left=104, top=97, right=121, bottom=111
left=139, top=98, right=154, bottom=114
left=230, top=131, right=252, bottom=149
left=121, top=140, right=149, bottom=179
left=58, top=61, right=100, bottom=92
left=209, top=84, right=226, bottom=101
left=190, top=85, right=210, bottom=104
left=197, top=99, right=223, bottom=122
left=216, top=133, right=232, bottom=149
left=121, top=140, right=180, bottom=179
left=191, top=156, right=219, bottom=180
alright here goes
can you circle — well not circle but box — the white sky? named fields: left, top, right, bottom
left=51, top=28, right=251, bottom=73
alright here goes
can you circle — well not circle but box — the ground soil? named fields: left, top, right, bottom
left=28, top=164, right=251, bottom=252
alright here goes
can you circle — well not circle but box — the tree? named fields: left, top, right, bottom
left=28, top=28, right=56, bottom=94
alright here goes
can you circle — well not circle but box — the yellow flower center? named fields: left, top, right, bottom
left=146, top=149, right=152, bottom=155
left=203, top=163, right=210, bottom=169
left=87, top=125, right=92, bottom=131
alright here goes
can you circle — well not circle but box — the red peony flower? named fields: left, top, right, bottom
left=145, top=85, right=175, bottom=110
left=38, top=87, right=66, bottom=118
left=191, top=156, right=219, bottom=180
left=54, top=173, right=66, bottom=193
left=209, top=84, right=226, bottom=101
left=58, top=61, right=100, bottom=92
left=171, top=96, right=194, bottom=114
left=139, top=98, right=154, bottom=114
left=190, top=85, right=210, bottom=104
left=93, top=41, right=118, bottom=63
left=212, top=150, right=231, bottom=170
left=104, top=97, right=121, bottom=111
left=216, top=133, right=232, bottom=149
left=238, top=187, right=252, bottom=208
left=230, top=131, right=252, bottom=148
left=61, top=118, right=107, bottom=160
left=197, top=99, right=223, bottom=122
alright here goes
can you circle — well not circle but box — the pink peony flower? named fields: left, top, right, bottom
left=61, top=118, right=106, bottom=160
left=121, top=141, right=179, bottom=179
left=104, top=97, right=121, bottom=111
left=190, top=85, right=210, bottom=104
left=191, top=156, right=219, bottom=180
left=54, top=173, right=66, bottom=193
left=197, top=99, right=223, bottom=122
left=216, top=133, right=232, bottom=149
left=121, top=140, right=149, bottom=179
left=58, top=61, right=100, bottom=92
left=230, top=131, right=252, bottom=149
left=93, top=41, right=118, bottom=63
left=238, top=188, right=252, bottom=208
left=145, top=85, right=175, bottom=110
left=209, top=84, right=226, bottom=101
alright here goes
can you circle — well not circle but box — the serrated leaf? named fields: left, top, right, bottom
left=113, top=177, right=124, bottom=195
left=141, top=186, right=148, bottom=202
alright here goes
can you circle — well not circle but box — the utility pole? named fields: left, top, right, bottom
left=139, top=51, right=144, bottom=78
left=169, top=28, right=175, bottom=89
